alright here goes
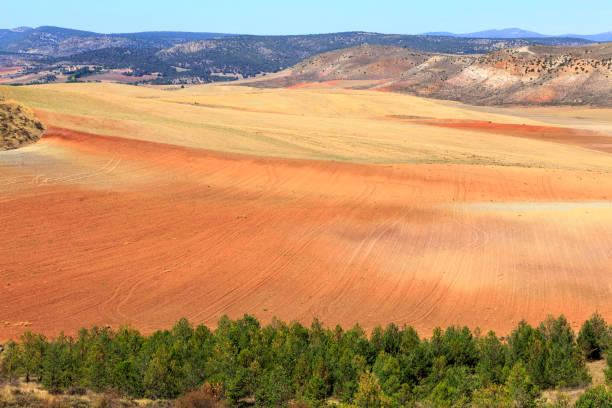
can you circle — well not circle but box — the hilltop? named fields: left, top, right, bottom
left=249, top=42, right=612, bottom=106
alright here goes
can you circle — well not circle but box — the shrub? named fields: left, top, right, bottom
left=303, top=375, right=328, bottom=407
left=174, top=388, right=224, bottom=408
left=506, top=362, right=540, bottom=408
left=471, top=384, right=513, bottom=408
left=574, top=385, right=612, bottom=408
left=577, top=312, right=609, bottom=361
left=68, top=386, right=88, bottom=396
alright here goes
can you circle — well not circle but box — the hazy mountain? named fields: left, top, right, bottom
left=423, top=28, right=546, bottom=38
left=461, top=28, right=548, bottom=38
left=424, top=27, right=612, bottom=42
left=422, top=31, right=456, bottom=36
left=563, top=32, right=612, bottom=42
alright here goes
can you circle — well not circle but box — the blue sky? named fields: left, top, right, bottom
left=2, top=0, right=611, bottom=35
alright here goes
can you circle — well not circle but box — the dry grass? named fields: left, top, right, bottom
left=1, top=83, right=611, bottom=171
left=0, top=379, right=170, bottom=407
left=0, top=99, right=45, bottom=150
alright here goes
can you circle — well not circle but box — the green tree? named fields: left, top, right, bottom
left=399, top=333, right=432, bottom=387
left=577, top=312, right=608, bottom=361
left=539, top=315, right=590, bottom=387
left=19, top=331, right=47, bottom=382
left=506, top=362, right=540, bottom=408
left=255, top=367, right=292, bottom=408
left=304, top=375, right=327, bottom=407
left=111, top=359, right=142, bottom=397
left=83, top=328, right=114, bottom=391
left=508, top=320, right=546, bottom=383
left=372, top=352, right=401, bottom=396
left=431, top=326, right=478, bottom=368
left=143, top=346, right=182, bottom=399
left=476, top=330, right=506, bottom=385
left=427, top=380, right=463, bottom=408
left=354, top=371, right=388, bottom=408
left=1, top=340, right=22, bottom=383
left=471, top=384, right=513, bottom=408
left=41, top=334, right=75, bottom=391
left=370, top=326, right=385, bottom=362
left=183, top=324, right=214, bottom=390
left=382, top=323, right=401, bottom=354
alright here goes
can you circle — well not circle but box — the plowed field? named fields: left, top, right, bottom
left=1, top=83, right=612, bottom=340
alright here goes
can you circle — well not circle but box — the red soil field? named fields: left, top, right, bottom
left=2, top=127, right=612, bottom=341
left=383, top=116, right=612, bottom=153
left=284, top=79, right=389, bottom=90
left=286, top=80, right=342, bottom=90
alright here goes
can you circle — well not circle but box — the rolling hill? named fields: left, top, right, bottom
left=249, top=42, right=612, bottom=106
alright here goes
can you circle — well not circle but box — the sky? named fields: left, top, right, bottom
left=2, top=0, right=611, bottom=35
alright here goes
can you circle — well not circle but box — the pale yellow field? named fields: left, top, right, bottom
left=1, top=83, right=611, bottom=170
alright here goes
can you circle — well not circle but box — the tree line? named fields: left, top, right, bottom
left=2, top=313, right=612, bottom=407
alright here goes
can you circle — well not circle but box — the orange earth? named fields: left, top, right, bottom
left=2, top=124, right=612, bottom=341
left=2, top=84, right=612, bottom=341
left=381, top=116, right=612, bottom=153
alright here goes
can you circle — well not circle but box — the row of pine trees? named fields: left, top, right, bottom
left=1, top=313, right=612, bottom=407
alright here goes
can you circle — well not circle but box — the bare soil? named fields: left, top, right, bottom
left=2, top=124, right=612, bottom=341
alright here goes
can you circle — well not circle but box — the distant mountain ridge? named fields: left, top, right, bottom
left=423, top=27, right=612, bottom=41
left=0, top=26, right=600, bottom=58
left=0, top=26, right=233, bottom=56
left=47, top=32, right=592, bottom=83
left=0, top=26, right=600, bottom=86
